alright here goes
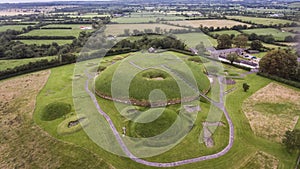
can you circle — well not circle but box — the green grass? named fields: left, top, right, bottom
left=175, top=33, right=218, bottom=48
left=41, top=102, right=71, bottom=121
left=241, top=28, right=296, bottom=41
left=20, top=25, right=94, bottom=37
left=0, top=25, right=33, bottom=32
left=42, top=24, right=92, bottom=29
left=57, top=114, right=89, bottom=135
left=129, top=108, right=178, bottom=137
left=95, top=51, right=210, bottom=102
left=0, top=56, right=58, bottom=71
left=18, top=39, right=73, bottom=45
left=226, top=15, right=300, bottom=25
left=253, top=102, right=298, bottom=115
left=32, top=53, right=299, bottom=168
left=209, top=30, right=241, bottom=37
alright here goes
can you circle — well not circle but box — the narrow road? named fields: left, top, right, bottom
left=84, top=71, right=234, bottom=167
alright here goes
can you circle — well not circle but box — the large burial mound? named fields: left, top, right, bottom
left=95, top=51, right=210, bottom=107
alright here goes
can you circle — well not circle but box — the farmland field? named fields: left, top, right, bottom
left=241, top=28, right=296, bottom=41
left=18, top=39, right=73, bottom=45
left=111, top=16, right=185, bottom=23
left=0, top=25, right=34, bottom=32
left=167, top=19, right=251, bottom=28
left=226, top=15, right=300, bottom=25
left=19, top=24, right=94, bottom=37
left=282, top=27, right=300, bottom=33
left=209, top=30, right=241, bottom=36
left=175, top=32, right=218, bottom=48
left=104, top=23, right=187, bottom=36
left=0, top=56, right=58, bottom=71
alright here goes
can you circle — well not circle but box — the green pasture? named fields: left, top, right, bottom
left=226, top=15, right=300, bottom=25
left=0, top=25, right=33, bottom=32
left=0, top=56, right=58, bottom=71
left=241, top=28, right=296, bottom=41
left=175, top=33, right=218, bottom=48
left=18, top=39, right=73, bottom=45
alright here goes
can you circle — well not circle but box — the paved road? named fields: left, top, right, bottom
left=84, top=71, right=234, bottom=167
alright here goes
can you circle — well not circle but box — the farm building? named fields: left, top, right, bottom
left=209, top=48, right=244, bottom=59
left=148, top=47, right=156, bottom=53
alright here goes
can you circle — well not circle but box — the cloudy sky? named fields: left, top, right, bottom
left=0, top=0, right=108, bottom=3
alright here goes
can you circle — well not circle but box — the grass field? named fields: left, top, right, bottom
left=68, top=13, right=110, bottom=18
left=31, top=59, right=299, bottom=168
left=41, top=24, right=92, bottom=29
left=0, top=70, right=111, bottom=168
left=111, top=15, right=185, bottom=23
left=226, top=15, right=300, bottom=25
left=241, top=28, right=296, bottom=41
left=168, top=19, right=251, bottom=28
left=20, top=24, right=94, bottom=37
left=209, top=30, right=241, bottom=37
left=175, top=32, right=218, bottom=48
left=0, top=56, right=58, bottom=71
left=282, top=27, right=300, bottom=33
left=104, top=23, right=187, bottom=36
left=18, top=39, right=73, bottom=45
left=0, top=25, right=33, bottom=32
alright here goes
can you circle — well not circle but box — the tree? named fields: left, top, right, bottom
left=233, top=34, right=248, bottom=48
left=226, top=53, right=239, bottom=64
left=242, top=83, right=250, bottom=92
left=195, top=42, right=206, bottom=55
left=217, top=34, right=232, bottom=49
left=284, top=35, right=294, bottom=42
left=282, top=129, right=300, bottom=152
left=123, top=29, right=130, bottom=36
left=251, top=40, right=263, bottom=50
left=259, top=49, right=298, bottom=79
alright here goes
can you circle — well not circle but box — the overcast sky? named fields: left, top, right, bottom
left=0, top=0, right=108, bottom=3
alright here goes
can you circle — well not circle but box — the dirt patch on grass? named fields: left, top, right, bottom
left=0, top=71, right=111, bottom=169
left=241, top=151, right=279, bottom=169
left=243, top=83, right=300, bottom=142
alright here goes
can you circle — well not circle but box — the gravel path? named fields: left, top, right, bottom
left=84, top=71, right=234, bottom=167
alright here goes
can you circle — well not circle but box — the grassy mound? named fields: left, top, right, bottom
left=57, top=114, right=89, bottom=135
left=129, top=108, right=177, bottom=138
left=41, top=102, right=71, bottom=121
left=95, top=52, right=210, bottom=103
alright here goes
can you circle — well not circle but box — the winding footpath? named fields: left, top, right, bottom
left=84, top=71, right=234, bottom=167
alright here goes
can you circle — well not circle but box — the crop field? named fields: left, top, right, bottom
left=209, top=30, right=241, bottom=36
left=241, top=28, right=296, bottom=41
left=226, top=15, right=300, bottom=25
left=104, top=23, right=187, bottom=36
left=167, top=19, right=251, bottom=28
left=111, top=16, right=185, bottom=23
left=175, top=33, right=218, bottom=48
left=0, top=56, right=58, bottom=71
left=18, top=39, right=73, bottom=45
left=0, top=25, right=34, bottom=32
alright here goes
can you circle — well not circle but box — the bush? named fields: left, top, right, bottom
left=41, top=102, right=71, bottom=121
